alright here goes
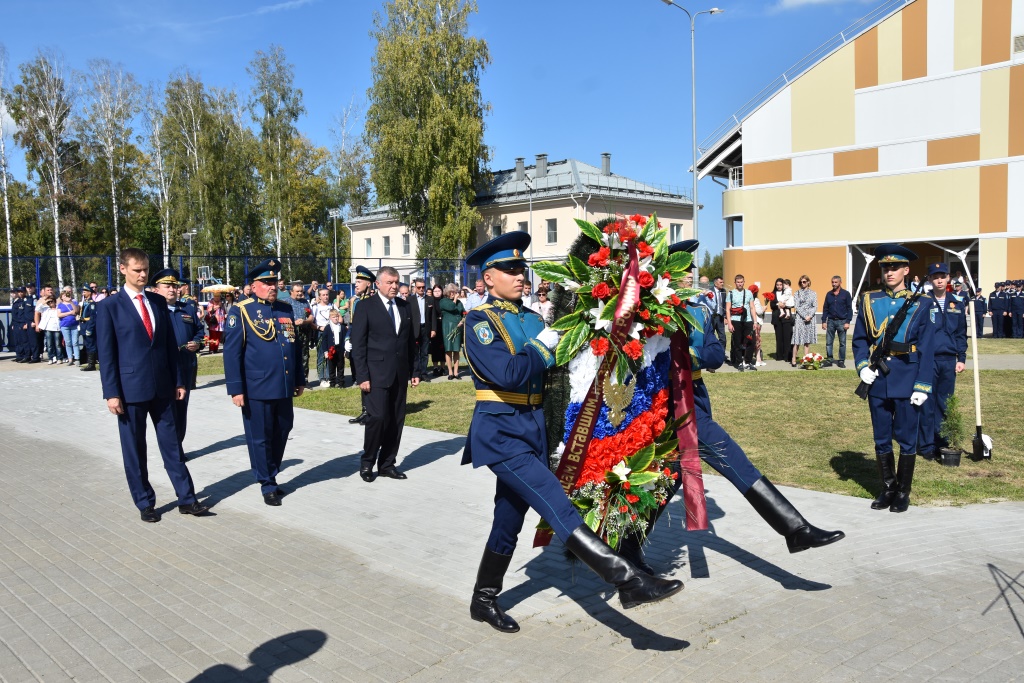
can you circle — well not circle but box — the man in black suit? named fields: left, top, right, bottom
left=350, top=266, right=421, bottom=482
left=408, top=277, right=431, bottom=380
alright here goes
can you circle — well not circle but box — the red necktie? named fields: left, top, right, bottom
left=137, top=294, right=154, bottom=340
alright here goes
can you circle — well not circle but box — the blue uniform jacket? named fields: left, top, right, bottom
left=921, top=293, right=967, bottom=362
left=96, top=289, right=182, bottom=403
left=168, top=302, right=205, bottom=378
left=989, top=291, right=1006, bottom=314
left=222, top=297, right=305, bottom=400
left=972, top=295, right=987, bottom=317
left=853, top=289, right=935, bottom=398
left=1011, top=291, right=1024, bottom=313
left=462, top=296, right=555, bottom=467
left=11, top=298, right=31, bottom=326
left=686, top=299, right=725, bottom=414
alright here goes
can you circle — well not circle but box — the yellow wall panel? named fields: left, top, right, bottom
left=856, top=27, right=879, bottom=89
left=980, top=67, right=1010, bottom=159
left=980, top=164, right=1009, bottom=233
left=954, top=0, right=983, bottom=70
left=723, top=189, right=743, bottom=218
left=981, top=0, right=1012, bottom=66
left=791, top=43, right=856, bottom=152
left=877, top=11, right=904, bottom=85
left=738, top=167, right=981, bottom=247
left=1010, top=65, right=1024, bottom=157
left=903, top=0, right=929, bottom=80
left=979, top=237, right=1007, bottom=288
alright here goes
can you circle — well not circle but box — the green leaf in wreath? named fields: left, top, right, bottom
left=627, top=472, right=660, bottom=487
left=666, top=251, right=693, bottom=274
left=606, top=529, right=620, bottom=551
left=555, top=319, right=590, bottom=365
left=600, top=291, right=620, bottom=320
left=678, top=307, right=700, bottom=332
left=604, top=469, right=622, bottom=485
left=636, top=488, right=657, bottom=509
left=626, top=443, right=656, bottom=472
left=655, top=439, right=678, bottom=460
left=584, top=508, right=599, bottom=532
left=566, top=254, right=591, bottom=283
left=532, top=261, right=573, bottom=283
left=551, top=311, right=583, bottom=331
left=574, top=218, right=605, bottom=246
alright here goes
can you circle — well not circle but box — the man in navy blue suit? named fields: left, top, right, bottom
left=96, top=248, right=210, bottom=523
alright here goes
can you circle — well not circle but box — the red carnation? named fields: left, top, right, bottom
left=663, top=468, right=672, bottom=477
left=637, top=242, right=654, bottom=259
left=763, top=292, right=775, bottom=302
left=619, top=505, right=629, bottom=513
left=659, top=314, right=672, bottom=324
left=592, top=282, right=611, bottom=299
left=622, top=481, right=631, bottom=490
left=669, top=294, right=681, bottom=306
left=588, top=247, right=611, bottom=267
left=626, top=494, right=640, bottom=504
left=630, top=214, right=645, bottom=225
left=663, top=272, right=671, bottom=280
left=618, top=226, right=638, bottom=242
left=706, top=290, right=714, bottom=299
left=623, top=339, right=643, bottom=360
left=638, top=271, right=655, bottom=288
left=656, top=325, right=664, bottom=335
left=638, top=309, right=651, bottom=320
left=590, top=337, right=610, bottom=356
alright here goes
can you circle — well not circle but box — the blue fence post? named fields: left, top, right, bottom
left=244, top=257, right=250, bottom=282
left=106, top=258, right=112, bottom=289
left=178, top=255, right=184, bottom=278
left=34, top=258, right=40, bottom=290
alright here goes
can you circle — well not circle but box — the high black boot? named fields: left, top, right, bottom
left=617, top=534, right=654, bottom=575
left=469, top=549, right=519, bottom=633
left=744, top=476, right=846, bottom=554
left=890, top=453, right=916, bottom=513
left=80, top=350, right=96, bottom=372
left=871, top=452, right=897, bottom=510
left=563, top=525, right=683, bottom=609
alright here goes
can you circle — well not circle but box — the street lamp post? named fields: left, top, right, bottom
left=659, top=1, right=723, bottom=272
left=524, top=176, right=535, bottom=287
left=328, top=208, right=342, bottom=282
left=184, top=231, right=197, bottom=284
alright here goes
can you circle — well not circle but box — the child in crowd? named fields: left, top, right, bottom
left=779, top=279, right=795, bottom=319
left=322, top=309, right=346, bottom=388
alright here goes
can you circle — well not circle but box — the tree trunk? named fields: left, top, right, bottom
left=0, top=127, right=13, bottom=293
left=108, top=154, right=120, bottom=260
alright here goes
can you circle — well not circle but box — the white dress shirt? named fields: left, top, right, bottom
left=121, top=284, right=157, bottom=334
left=377, top=291, right=400, bottom=333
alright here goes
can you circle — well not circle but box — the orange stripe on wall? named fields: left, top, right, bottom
left=980, top=165, right=1008, bottom=234
left=744, top=159, right=792, bottom=186
left=902, top=0, right=928, bottom=80
left=981, top=0, right=1012, bottom=66
left=855, top=27, right=879, bottom=89
left=834, top=148, right=879, bottom=176
left=927, top=135, right=981, bottom=165
left=1008, top=238, right=1024, bottom=274
left=1010, top=65, right=1024, bottom=157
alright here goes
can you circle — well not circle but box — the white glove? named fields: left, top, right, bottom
left=344, top=338, right=352, bottom=353
left=859, top=367, right=877, bottom=385
left=536, top=327, right=561, bottom=350
left=910, top=391, right=928, bottom=406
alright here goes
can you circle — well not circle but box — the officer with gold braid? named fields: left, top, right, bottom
left=462, top=232, right=682, bottom=635
left=345, top=265, right=375, bottom=423
left=223, top=258, right=306, bottom=507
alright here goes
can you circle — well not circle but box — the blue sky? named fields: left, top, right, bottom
left=1, top=0, right=884, bottom=260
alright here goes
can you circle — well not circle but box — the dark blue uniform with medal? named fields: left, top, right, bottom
left=917, top=263, right=967, bottom=458
left=223, top=258, right=306, bottom=505
left=79, top=285, right=98, bottom=367
left=462, top=232, right=683, bottom=635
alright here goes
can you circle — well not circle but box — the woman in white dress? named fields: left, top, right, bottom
left=791, top=275, right=818, bottom=366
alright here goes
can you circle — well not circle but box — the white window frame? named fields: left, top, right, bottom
left=383, top=236, right=391, bottom=256
left=518, top=221, right=528, bottom=232
left=546, top=218, right=557, bottom=244
left=670, top=223, right=684, bottom=243
left=364, top=238, right=372, bottom=258
left=491, top=225, right=501, bottom=239
left=402, top=233, right=410, bottom=255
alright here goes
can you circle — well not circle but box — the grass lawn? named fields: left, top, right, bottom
left=757, top=331, right=1024, bottom=359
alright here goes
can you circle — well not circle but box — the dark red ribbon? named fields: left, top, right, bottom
left=670, top=331, right=708, bottom=531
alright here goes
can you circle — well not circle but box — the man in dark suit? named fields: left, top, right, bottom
left=408, top=277, right=431, bottom=380
left=350, top=266, right=421, bottom=482
left=96, top=248, right=210, bottom=523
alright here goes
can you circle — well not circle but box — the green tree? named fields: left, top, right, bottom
left=700, top=250, right=723, bottom=282
left=365, top=0, right=490, bottom=257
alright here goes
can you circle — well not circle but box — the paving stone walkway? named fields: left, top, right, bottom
left=1, top=360, right=1022, bottom=682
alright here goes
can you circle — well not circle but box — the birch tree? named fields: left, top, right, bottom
left=9, top=49, right=77, bottom=288
left=0, top=44, right=15, bottom=292
left=163, top=71, right=209, bottom=239
left=82, top=59, right=139, bottom=261
left=141, top=85, right=172, bottom=264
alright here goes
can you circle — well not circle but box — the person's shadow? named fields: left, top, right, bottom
left=829, top=450, right=879, bottom=499
left=188, top=629, right=327, bottom=682
left=196, top=377, right=227, bottom=390
left=194, top=458, right=303, bottom=507
left=284, top=451, right=364, bottom=491
left=186, top=434, right=247, bottom=460
left=400, top=436, right=465, bottom=472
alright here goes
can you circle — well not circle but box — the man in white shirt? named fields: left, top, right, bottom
left=465, top=278, right=487, bottom=311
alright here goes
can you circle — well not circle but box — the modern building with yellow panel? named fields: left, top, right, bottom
left=698, top=0, right=1024, bottom=302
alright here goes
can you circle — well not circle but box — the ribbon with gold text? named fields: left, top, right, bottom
left=669, top=330, right=708, bottom=530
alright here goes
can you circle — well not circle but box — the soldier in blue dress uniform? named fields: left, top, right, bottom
left=222, top=258, right=306, bottom=506
left=917, top=262, right=967, bottom=460
left=462, top=232, right=683, bottom=634
left=151, top=268, right=205, bottom=461
left=345, top=265, right=375, bottom=423
left=10, top=287, right=32, bottom=362
left=989, top=283, right=1008, bottom=338
left=618, top=241, right=845, bottom=574
left=971, top=287, right=987, bottom=339
left=1011, top=280, right=1024, bottom=338
left=79, top=283, right=98, bottom=371
left=853, top=244, right=935, bottom=513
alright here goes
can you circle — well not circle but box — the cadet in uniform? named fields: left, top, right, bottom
left=79, top=284, right=98, bottom=371
left=1011, top=280, right=1024, bottom=338
left=853, top=244, right=935, bottom=513
left=24, top=283, right=42, bottom=362
left=618, top=241, right=844, bottom=574
left=176, top=279, right=200, bottom=388
left=917, top=263, right=967, bottom=460
left=223, top=259, right=306, bottom=506
left=345, top=265, right=375, bottom=423
left=11, top=287, right=32, bottom=362
left=971, top=287, right=987, bottom=339
left=462, top=232, right=682, bottom=635
left=989, top=283, right=1008, bottom=338
left=151, top=268, right=205, bottom=461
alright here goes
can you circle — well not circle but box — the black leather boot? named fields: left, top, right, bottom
left=890, top=453, right=916, bottom=513
left=871, top=452, right=897, bottom=509
left=744, top=476, right=845, bottom=554
left=617, top=534, right=654, bottom=575
left=79, top=350, right=96, bottom=371
left=563, top=525, right=683, bottom=609
left=469, top=549, right=519, bottom=633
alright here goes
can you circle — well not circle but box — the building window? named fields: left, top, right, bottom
left=383, top=236, right=391, bottom=256
left=364, top=238, right=372, bottom=258
left=546, top=218, right=557, bottom=244
left=518, top=221, right=528, bottom=232
left=670, top=223, right=684, bottom=243
left=402, top=233, right=410, bottom=255
left=491, top=225, right=501, bottom=239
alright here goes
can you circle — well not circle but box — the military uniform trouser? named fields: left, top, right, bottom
left=869, top=395, right=922, bottom=456
left=918, top=356, right=957, bottom=456
left=241, top=397, right=294, bottom=495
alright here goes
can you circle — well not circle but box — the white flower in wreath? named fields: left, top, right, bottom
left=629, top=321, right=644, bottom=339
left=602, top=231, right=622, bottom=250
left=588, top=299, right=612, bottom=333
left=639, top=255, right=654, bottom=273
left=611, top=461, right=631, bottom=481
left=651, top=276, right=675, bottom=305
left=562, top=279, right=582, bottom=291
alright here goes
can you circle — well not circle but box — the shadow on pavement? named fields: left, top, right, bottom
left=186, top=434, right=247, bottom=460
left=401, top=436, right=465, bottom=472
left=983, top=563, right=1024, bottom=640
left=285, top=451, right=364, bottom=490
left=188, top=629, right=327, bottom=682
left=830, top=450, right=878, bottom=498
left=197, top=459, right=303, bottom=506
left=196, top=377, right=227, bottom=390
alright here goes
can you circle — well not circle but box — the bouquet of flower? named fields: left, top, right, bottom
left=801, top=352, right=824, bottom=370
left=763, top=292, right=776, bottom=303
left=532, top=214, right=703, bottom=547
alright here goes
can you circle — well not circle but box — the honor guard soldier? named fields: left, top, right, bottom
left=918, top=262, right=967, bottom=460
left=151, top=268, right=205, bottom=461
left=618, top=241, right=844, bottom=575
left=11, top=287, right=32, bottom=362
left=1011, top=280, right=1024, bottom=338
left=462, top=232, right=682, bottom=635
left=79, top=283, right=98, bottom=371
left=223, top=258, right=306, bottom=506
left=853, top=244, right=935, bottom=513
left=345, top=265, right=375, bottom=424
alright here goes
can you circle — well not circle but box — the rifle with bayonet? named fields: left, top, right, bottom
left=855, top=290, right=923, bottom=399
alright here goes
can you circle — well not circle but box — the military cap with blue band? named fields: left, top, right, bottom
left=354, top=265, right=374, bottom=282
left=81, top=283, right=94, bottom=292
left=466, top=232, right=531, bottom=271
left=249, top=258, right=282, bottom=282
left=873, top=243, right=918, bottom=264
left=150, top=268, right=182, bottom=287
left=668, top=239, right=699, bottom=255
left=927, top=262, right=949, bottom=276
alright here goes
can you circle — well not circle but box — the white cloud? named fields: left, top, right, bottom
left=774, top=0, right=870, bottom=10
left=0, top=101, right=18, bottom=138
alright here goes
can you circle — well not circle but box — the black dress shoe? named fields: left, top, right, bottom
left=379, top=468, right=408, bottom=480
left=836, top=361, right=846, bottom=369
left=349, top=409, right=368, bottom=424
left=178, top=502, right=212, bottom=516
left=140, top=506, right=160, bottom=523
left=359, top=469, right=376, bottom=482
left=263, top=492, right=283, bottom=506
